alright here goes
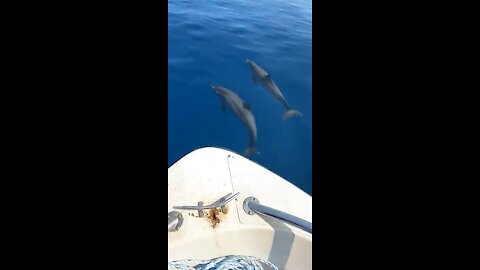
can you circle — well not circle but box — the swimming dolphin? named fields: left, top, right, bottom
left=210, top=84, right=259, bottom=157
left=246, top=59, right=302, bottom=120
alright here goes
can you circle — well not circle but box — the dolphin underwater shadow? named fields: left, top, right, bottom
left=246, top=59, right=302, bottom=121
left=210, top=84, right=260, bottom=158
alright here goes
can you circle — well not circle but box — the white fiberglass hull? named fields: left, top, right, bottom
left=168, top=147, right=312, bottom=270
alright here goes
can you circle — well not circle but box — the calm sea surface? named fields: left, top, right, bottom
left=168, top=0, right=312, bottom=195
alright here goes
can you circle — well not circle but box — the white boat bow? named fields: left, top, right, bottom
left=168, top=147, right=312, bottom=270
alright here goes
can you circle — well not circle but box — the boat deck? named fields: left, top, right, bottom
left=168, top=147, right=312, bottom=269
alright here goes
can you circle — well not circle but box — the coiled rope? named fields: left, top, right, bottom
left=168, top=255, right=279, bottom=270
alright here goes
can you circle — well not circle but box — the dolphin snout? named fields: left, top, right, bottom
left=209, top=84, right=219, bottom=94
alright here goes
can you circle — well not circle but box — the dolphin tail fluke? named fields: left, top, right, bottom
left=243, top=146, right=260, bottom=158
left=282, top=109, right=303, bottom=121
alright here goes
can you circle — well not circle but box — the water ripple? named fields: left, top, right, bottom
left=169, top=0, right=312, bottom=195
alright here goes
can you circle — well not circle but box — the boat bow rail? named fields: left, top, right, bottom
left=168, top=192, right=312, bottom=234
left=243, top=196, right=312, bottom=233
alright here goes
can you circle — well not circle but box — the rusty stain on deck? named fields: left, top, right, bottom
left=205, top=205, right=228, bottom=228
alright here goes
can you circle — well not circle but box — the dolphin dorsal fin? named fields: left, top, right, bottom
left=243, top=102, right=251, bottom=110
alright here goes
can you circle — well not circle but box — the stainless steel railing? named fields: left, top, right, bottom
left=168, top=192, right=312, bottom=234
left=243, top=196, right=312, bottom=233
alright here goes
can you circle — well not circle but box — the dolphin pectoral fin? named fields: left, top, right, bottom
left=242, top=102, right=251, bottom=111
left=263, top=74, right=274, bottom=85
left=282, top=109, right=303, bottom=121
left=251, top=75, right=258, bottom=86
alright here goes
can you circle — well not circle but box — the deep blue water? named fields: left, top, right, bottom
left=168, top=0, right=312, bottom=195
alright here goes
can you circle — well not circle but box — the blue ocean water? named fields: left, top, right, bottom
left=168, top=0, right=312, bottom=195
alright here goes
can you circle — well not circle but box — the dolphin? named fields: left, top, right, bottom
left=246, top=59, right=302, bottom=121
left=210, top=84, right=259, bottom=157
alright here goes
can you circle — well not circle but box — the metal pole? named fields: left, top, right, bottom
left=244, top=197, right=312, bottom=233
